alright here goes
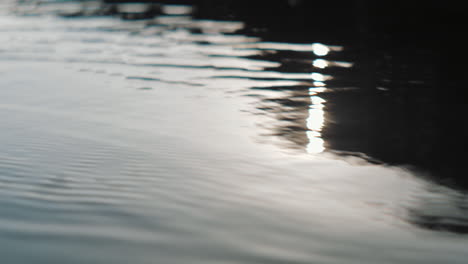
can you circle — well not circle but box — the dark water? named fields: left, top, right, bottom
left=1, top=1, right=468, bottom=263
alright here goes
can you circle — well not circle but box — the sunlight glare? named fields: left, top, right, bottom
left=312, top=43, right=330, bottom=56
left=311, top=72, right=328, bottom=82
left=313, top=59, right=328, bottom=69
left=313, top=81, right=326, bottom=87
left=306, top=90, right=326, bottom=154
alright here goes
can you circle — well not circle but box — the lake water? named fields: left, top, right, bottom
left=1, top=1, right=468, bottom=263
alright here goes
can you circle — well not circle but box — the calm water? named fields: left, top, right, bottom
left=1, top=1, right=468, bottom=263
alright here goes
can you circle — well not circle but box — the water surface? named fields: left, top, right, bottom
left=1, top=1, right=468, bottom=263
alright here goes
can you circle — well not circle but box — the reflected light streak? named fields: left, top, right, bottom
left=333, top=61, right=353, bottom=68
left=313, top=81, right=326, bottom=87
left=239, top=42, right=323, bottom=52
left=313, top=59, right=328, bottom=69
left=311, top=72, right=332, bottom=82
left=313, top=59, right=354, bottom=69
left=162, top=5, right=193, bottom=15
left=118, top=3, right=148, bottom=13
left=306, top=90, right=326, bottom=154
left=235, top=42, right=343, bottom=54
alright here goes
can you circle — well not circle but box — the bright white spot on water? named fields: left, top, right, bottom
left=307, top=111, right=324, bottom=131
left=306, top=132, right=325, bottom=153
left=313, top=59, right=328, bottom=69
left=311, top=72, right=327, bottom=82
left=312, top=43, right=330, bottom=56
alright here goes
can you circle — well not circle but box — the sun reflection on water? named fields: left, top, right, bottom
left=306, top=89, right=326, bottom=154
left=313, top=59, right=329, bottom=69
left=311, top=43, right=330, bottom=56
left=311, top=72, right=332, bottom=82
